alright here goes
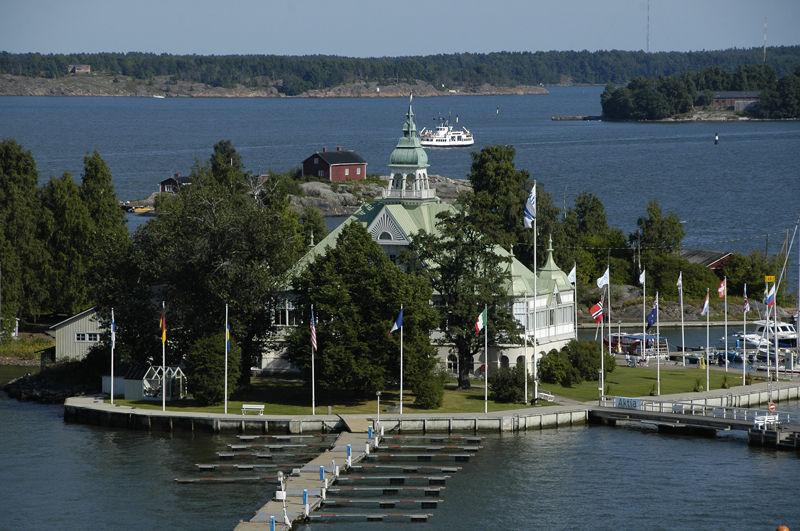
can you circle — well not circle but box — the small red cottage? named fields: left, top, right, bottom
left=302, top=147, right=367, bottom=182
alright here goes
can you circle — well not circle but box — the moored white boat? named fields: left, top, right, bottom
left=419, top=114, right=474, bottom=147
left=751, top=319, right=798, bottom=348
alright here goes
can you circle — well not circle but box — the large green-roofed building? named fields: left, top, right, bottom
left=264, top=97, right=576, bottom=382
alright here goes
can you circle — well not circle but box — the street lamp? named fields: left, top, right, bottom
left=376, top=391, right=381, bottom=427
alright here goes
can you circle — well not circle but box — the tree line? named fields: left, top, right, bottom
left=601, top=64, right=800, bottom=119
left=2, top=47, right=799, bottom=95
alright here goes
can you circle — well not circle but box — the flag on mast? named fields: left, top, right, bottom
left=639, top=270, right=646, bottom=285
left=523, top=184, right=536, bottom=228
left=718, top=278, right=726, bottom=298
left=111, top=309, right=116, bottom=349
left=646, top=293, right=658, bottom=330
left=744, top=286, right=750, bottom=313
left=590, top=298, right=604, bottom=323
left=700, top=291, right=710, bottom=317
left=310, top=307, right=318, bottom=351
left=159, top=308, right=166, bottom=344
left=475, top=307, right=487, bottom=333
left=765, top=286, right=776, bottom=307
left=597, top=268, right=610, bottom=289
left=567, top=265, right=576, bottom=284
left=389, top=308, right=403, bottom=337
left=676, top=272, right=682, bottom=291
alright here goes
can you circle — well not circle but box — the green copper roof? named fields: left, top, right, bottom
left=538, top=234, right=572, bottom=292
left=389, top=100, right=429, bottom=169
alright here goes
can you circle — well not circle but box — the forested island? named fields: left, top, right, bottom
left=601, top=64, right=800, bottom=120
left=1, top=46, right=799, bottom=97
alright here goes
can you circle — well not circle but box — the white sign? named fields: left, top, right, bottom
left=615, top=397, right=642, bottom=410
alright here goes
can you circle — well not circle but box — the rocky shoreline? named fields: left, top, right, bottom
left=0, top=74, right=549, bottom=99
left=2, top=373, right=94, bottom=404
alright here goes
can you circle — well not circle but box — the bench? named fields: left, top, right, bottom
left=753, top=414, right=779, bottom=429
left=242, top=404, right=264, bottom=415
left=385, top=402, right=401, bottom=413
left=538, top=390, right=555, bottom=402
left=672, top=404, right=685, bottom=414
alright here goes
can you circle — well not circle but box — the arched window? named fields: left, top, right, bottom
left=447, top=354, right=458, bottom=374
left=500, top=355, right=510, bottom=369
left=378, top=232, right=393, bottom=240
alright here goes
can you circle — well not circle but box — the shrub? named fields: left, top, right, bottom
left=538, top=349, right=580, bottom=387
left=412, top=366, right=447, bottom=410
left=488, top=364, right=530, bottom=403
left=184, top=332, right=241, bottom=406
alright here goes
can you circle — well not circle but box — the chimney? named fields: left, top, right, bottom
left=174, top=173, right=180, bottom=178
left=337, top=146, right=342, bottom=152
left=322, top=147, right=327, bottom=152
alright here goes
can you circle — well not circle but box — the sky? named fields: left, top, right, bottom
left=1, top=0, right=798, bottom=58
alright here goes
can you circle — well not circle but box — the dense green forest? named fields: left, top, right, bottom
left=2, top=47, right=800, bottom=95
left=601, top=64, right=800, bottom=119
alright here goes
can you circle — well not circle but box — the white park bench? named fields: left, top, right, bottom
left=538, top=390, right=555, bottom=402
left=242, top=404, right=264, bottom=415
left=753, top=414, right=779, bottom=430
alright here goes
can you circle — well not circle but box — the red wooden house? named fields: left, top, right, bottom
left=159, top=173, right=191, bottom=193
left=302, top=147, right=367, bottom=182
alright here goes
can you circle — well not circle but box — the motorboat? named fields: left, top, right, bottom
left=419, top=114, right=474, bottom=147
left=604, top=332, right=669, bottom=359
left=751, top=319, right=797, bottom=348
left=714, top=331, right=770, bottom=352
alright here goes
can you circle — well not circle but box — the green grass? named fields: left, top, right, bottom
left=0, top=336, right=53, bottom=360
left=539, top=365, right=761, bottom=403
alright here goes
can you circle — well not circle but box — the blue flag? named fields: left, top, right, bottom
left=389, top=309, right=403, bottom=337
left=645, top=294, right=658, bottom=330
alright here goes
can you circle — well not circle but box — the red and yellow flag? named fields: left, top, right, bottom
left=159, top=308, right=166, bottom=344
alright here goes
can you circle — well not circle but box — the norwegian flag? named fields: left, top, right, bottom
left=590, top=299, right=604, bottom=323
left=743, top=285, right=750, bottom=313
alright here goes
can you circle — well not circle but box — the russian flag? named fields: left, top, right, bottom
left=765, top=286, right=775, bottom=308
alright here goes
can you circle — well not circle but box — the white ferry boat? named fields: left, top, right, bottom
left=419, top=115, right=474, bottom=147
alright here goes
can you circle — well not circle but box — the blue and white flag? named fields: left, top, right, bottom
left=523, top=184, right=536, bottom=228
left=111, top=309, right=116, bottom=349
left=567, top=265, right=576, bottom=285
left=389, top=308, right=403, bottom=337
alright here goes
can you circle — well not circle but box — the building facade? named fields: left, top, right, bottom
left=301, top=147, right=367, bottom=182
left=49, top=308, right=102, bottom=361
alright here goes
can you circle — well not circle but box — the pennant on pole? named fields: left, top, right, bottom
left=523, top=184, right=536, bottom=228
left=159, top=307, right=166, bottom=344
left=597, top=268, right=610, bottom=289
left=718, top=278, right=726, bottom=298
left=389, top=308, right=403, bottom=337
left=475, top=307, right=487, bottom=334
left=639, top=270, right=646, bottom=285
left=676, top=272, right=682, bottom=291
left=567, top=265, right=576, bottom=284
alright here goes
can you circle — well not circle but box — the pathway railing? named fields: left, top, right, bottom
left=600, top=395, right=795, bottom=426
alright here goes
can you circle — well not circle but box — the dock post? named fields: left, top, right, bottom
left=303, top=489, right=309, bottom=517
left=270, top=515, right=274, bottom=531
left=365, top=442, right=370, bottom=455
left=333, top=459, right=339, bottom=478
left=319, top=465, right=324, bottom=481
left=368, top=426, right=373, bottom=440
left=347, top=444, right=352, bottom=467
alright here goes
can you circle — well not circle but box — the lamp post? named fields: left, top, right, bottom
left=376, top=391, right=381, bottom=427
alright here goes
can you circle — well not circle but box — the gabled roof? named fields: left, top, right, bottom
left=50, top=307, right=97, bottom=331
left=306, top=151, right=367, bottom=166
left=681, top=249, right=732, bottom=268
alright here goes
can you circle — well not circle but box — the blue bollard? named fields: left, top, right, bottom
left=347, top=444, right=351, bottom=458
left=319, top=465, right=324, bottom=481
left=303, top=488, right=308, bottom=506
left=368, top=426, right=373, bottom=439
left=270, top=515, right=275, bottom=531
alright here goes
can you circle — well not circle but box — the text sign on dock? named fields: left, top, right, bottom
left=615, top=397, right=642, bottom=410
left=765, top=276, right=775, bottom=282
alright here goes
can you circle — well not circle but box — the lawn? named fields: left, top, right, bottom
left=110, top=367, right=769, bottom=414
left=539, top=365, right=757, bottom=403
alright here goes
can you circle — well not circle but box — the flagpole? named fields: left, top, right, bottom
left=743, top=283, right=748, bottom=387
left=484, top=303, right=488, bottom=414
left=224, top=303, right=229, bottom=415
left=607, top=262, right=612, bottom=362
left=724, top=277, right=728, bottom=372
left=524, top=290, right=528, bottom=405
left=679, top=272, right=685, bottom=366
left=110, top=308, right=115, bottom=405
left=600, top=295, right=604, bottom=403
left=705, top=288, right=710, bottom=393
left=532, top=182, right=537, bottom=405
left=642, top=273, right=646, bottom=360
left=400, top=304, right=404, bottom=415
left=656, top=291, right=660, bottom=395
left=311, top=304, right=316, bottom=416
left=573, top=262, right=578, bottom=340
left=162, top=301, right=166, bottom=413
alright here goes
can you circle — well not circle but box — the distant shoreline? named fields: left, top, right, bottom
left=0, top=74, right=550, bottom=98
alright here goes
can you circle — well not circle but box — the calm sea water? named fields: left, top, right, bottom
left=1, top=374, right=798, bottom=531
left=2, top=89, right=799, bottom=259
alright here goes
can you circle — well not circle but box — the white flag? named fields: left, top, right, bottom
left=597, top=268, right=610, bottom=289
left=639, top=270, right=645, bottom=285
left=676, top=271, right=682, bottom=290
left=567, top=265, right=576, bottom=284
left=523, top=184, right=536, bottom=228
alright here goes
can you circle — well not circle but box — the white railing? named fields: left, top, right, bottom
left=600, top=395, right=795, bottom=426
left=382, top=188, right=436, bottom=200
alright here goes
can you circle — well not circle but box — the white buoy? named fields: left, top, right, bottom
left=365, top=442, right=370, bottom=455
